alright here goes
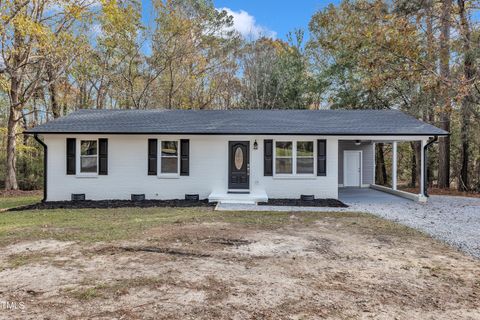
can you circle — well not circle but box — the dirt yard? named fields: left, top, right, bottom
left=0, top=208, right=478, bottom=319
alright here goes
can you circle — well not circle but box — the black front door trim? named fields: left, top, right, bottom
left=228, top=141, right=250, bottom=190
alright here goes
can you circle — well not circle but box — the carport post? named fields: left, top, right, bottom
left=372, top=142, right=376, bottom=184
left=392, top=141, right=397, bottom=190
left=419, top=139, right=427, bottom=202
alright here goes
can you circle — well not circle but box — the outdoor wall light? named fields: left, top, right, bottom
left=355, top=140, right=361, bottom=146
left=253, top=140, right=258, bottom=150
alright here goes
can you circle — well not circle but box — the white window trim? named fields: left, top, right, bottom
left=273, top=139, right=317, bottom=178
left=158, top=139, right=180, bottom=178
left=76, top=139, right=99, bottom=178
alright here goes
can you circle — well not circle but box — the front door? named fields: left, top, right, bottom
left=228, top=141, right=250, bottom=190
left=344, top=150, right=362, bottom=187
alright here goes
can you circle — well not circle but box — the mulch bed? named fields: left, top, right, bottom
left=258, top=199, right=348, bottom=208
left=7, top=199, right=216, bottom=211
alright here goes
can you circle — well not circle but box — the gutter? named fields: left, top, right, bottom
left=423, top=136, right=438, bottom=197
left=33, top=134, right=47, bottom=202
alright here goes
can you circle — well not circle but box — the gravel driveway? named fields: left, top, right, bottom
left=344, top=193, right=480, bottom=259
left=217, top=189, right=480, bottom=258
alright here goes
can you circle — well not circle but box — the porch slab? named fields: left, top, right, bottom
left=215, top=188, right=410, bottom=210
left=338, top=187, right=411, bottom=205
left=208, top=190, right=268, bottom=204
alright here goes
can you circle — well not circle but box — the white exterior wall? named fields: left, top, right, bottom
left=43, top=134, right=339, bottom=201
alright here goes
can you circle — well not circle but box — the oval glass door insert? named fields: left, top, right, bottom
left=234, top=147, right=244, bottom=170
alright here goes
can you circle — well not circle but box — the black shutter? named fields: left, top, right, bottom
left=317, top=139, right=327, bottom=176
left=98, top=138, right=108, bottom=175
left=180, top=139, right=189, bottom=176
left=66, top=138, right=76, bottom=175
left=148, top=139, right=157, bottom=175
left=264, top=139, right=273, bottom=176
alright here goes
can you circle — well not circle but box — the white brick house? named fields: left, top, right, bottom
left=27, top=109, right=447, bottom=203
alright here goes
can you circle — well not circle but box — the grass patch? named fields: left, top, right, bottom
left=67, top=287, right=104, bottom=300
left=67, top=276, right=167, bottom=300
left=0, top=195, right=42, bottom=210
left=3, top=252, right=44, bottom=269
left=0, top=207, right=372, bottom=246
left=342, top=215, right=423, bottom=237
left=0, top=194, right=423, bottom=247
left=1, top=251, right=61, bottom=270
left=0, top=207, right=215, bottom=245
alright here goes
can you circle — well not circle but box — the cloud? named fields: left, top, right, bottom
left=218, top=8, right=276, bottom=40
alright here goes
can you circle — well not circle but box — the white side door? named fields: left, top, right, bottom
left=344, top=151, right=362, bottom=187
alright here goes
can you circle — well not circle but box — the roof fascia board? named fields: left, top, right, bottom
left=25, top=132, right=448, bottom=137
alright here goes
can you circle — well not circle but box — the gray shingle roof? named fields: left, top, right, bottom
left=26, top=109, right=448, bottom=136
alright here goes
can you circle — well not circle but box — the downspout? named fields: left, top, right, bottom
left=33, top=134, right=47, bottom=202
left=423, top=136, right=438, bottom=197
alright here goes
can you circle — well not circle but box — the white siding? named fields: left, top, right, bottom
left=43, top=134, right=339, bottom=201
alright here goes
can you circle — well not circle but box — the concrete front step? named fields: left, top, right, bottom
left=208, top=190, right=268, bottom=204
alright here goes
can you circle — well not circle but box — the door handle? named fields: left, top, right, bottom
left=247, top=164, right=250, bottom=175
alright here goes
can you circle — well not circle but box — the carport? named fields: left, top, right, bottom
left=338, top=136, right=441, bottom=203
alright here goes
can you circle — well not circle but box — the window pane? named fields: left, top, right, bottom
left=161, top=157, right=178, bottom=173
left=234, top=147, right=244, bottom=170
left=297, top=158, right=314, bottom=174
left=275, top=158, right=292, bottom=174
left=275, top=141, right=292, bottom=157
left=297, top=141, right=313, bottom=157
left=81, top=141, right=97, bottom=156
left=162, top=141, right=178, bottom=157
left=81, top=157, right=97, bottom=173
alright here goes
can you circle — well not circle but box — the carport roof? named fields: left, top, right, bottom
left=26, top=109, right=448, bottom=136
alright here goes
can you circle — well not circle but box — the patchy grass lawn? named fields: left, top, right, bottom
left=0, top=192, right=42, bottom=210
left=0, top=205, right=478, bottom=319
left=0, top=207, right=361, bottom=245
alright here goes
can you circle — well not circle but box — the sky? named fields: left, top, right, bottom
left=141, top=0, right=341, bottom=41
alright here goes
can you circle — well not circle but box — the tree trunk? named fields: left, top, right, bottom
left=457, top=0, right=473, bottom=191
left=415, top=142, right=421, bottom=188
left=47, top=66, right=61, bottom=119
left=375, top=143, right=388, bottom=185
left=96, top=79, right=108, bottom=110
left=476, top=158, right=480, bottom=192
left=79, top=82, right=87, bottom=109
left=459, top=117, right=470, bottom=191
left=6, top=72, right=21, bottom=190
left=425, top=0, right=436, bottom=124
left=5, top=105, right=20, bottom=190
left=424, top=2, right=437, bottom=189
left=410, top=142, right=420, bottom=188
left=5, top=1, right=23, bottom=191
left=437, top=0, right=452, bottom=189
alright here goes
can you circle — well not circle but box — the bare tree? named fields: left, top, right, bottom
left=437, top=0, right=452, bottom=188
left=457, top=0, right=474, bottom=191
left=1, top=0, right=93, bottom=189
